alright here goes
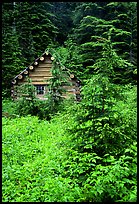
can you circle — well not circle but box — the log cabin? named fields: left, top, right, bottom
left=11, top=50, right=81, bottom=101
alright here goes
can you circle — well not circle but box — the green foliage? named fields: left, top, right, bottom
left=2, top=82, right=137, bottom=202
left=66, top=36, right=136, bottom=158
left=62, top=142, right=137, bottom=202
left=14, top=83, right=50, bottom=120
left=68, top=75, right=136, bottom=157
left=2, top=99, right=17, bottom=119
left=48, top=55, right=69, bottom=101
left=68, top=2, right=137, bottom=83
left=81, top=142, right=137, bottom=202
left=105, top=2, right=137, bottom=65
left=2, top=3, right=25, bottom=97
left=2, top=116, right=82, bottom=202
left=14, top=81, right=37, bottom=117
left=90, top=30, right=134, bottom=84
left=59, top=43, right=137, bottom=201
left=2, top=2, right=137, bottom=95
left=59, top=83, right=137, bottom=202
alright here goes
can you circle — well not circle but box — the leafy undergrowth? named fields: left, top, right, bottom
left=2, top=99, right=17, bottom=118
left=2, top=114, right=137, bottom=202
left=2, top=116, right=82, bottom=202
left=2, top=85, right=137, bottom=202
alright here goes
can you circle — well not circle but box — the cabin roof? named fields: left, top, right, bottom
left=11, top=49, right=80, bottom=85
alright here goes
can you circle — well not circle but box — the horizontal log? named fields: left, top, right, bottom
left=38, top=64, right=52, bottom=68
left=24, top=77, right=53, bottom=82
left=34, top=68, right=51, bottom=72
left=35, top=70, right=51, bottom=74
left=29, top=72, right=52, bottom=77
left=29, top=76, right=53, bottom=79
left=18, top=81, right=50, bottom=85
left=42, top=59, right=52, bottom=63
left=33, top=82, right=50, bottom=85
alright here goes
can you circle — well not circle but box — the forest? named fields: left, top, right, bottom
left=2, top=2, right=137, bottom=202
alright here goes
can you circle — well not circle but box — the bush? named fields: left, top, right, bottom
left=2, top=116, right=82, bottom=202
left=14, top=82, right=64, bottom=120
left=2, top=99, right=17, bottom=118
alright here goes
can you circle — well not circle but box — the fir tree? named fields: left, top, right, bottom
left=2, top=3, right=25, bottom=97
left=69, top=30, right=134, bottom=157
left=30, top=2, right=58, bottom=56
left=15, top=2, right=35, bottom=64
left=104, top=2, right=137, bottom=66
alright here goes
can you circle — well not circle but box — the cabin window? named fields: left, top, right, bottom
left=36, top=85, right=45, bottom=95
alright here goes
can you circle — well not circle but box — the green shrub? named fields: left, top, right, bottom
left=81, top=141, right=137, bottom=202
left=2, top=99, right=17, bottom=118
left=61, top=141, right=137, bottom=202
left=2, top=116, right=82, bottom=202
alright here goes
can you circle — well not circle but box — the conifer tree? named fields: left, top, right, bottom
left=69, top=2, right=137, bottom=83
left=15, top=2, right=59, bottom=61
left=69, top=30, right=134, bottom=157
left=104, top=2, right=137, bottom=67
left=30, top=2, right=58, bottom=57
left=2, top=3, right=25, bottom=97
left=50, top=2, right=76, bottom=44
left=15, top=2, right=35, bottom=64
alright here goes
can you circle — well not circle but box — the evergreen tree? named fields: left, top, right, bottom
left=104, top=2, right=137, bottom=67
left=15, top=2, right=35, bottom=64
left=69, top=32, right=135, bottom=158
left=50, top=2, right=76, bottom=44
left=15, top=2, right=59, bottom=60
left=30, top=2, right=58, bottom=57
left=90, top=28, right=134, bottom=84
left=2, top=3, right=25, bottom=97
left=2, top=2, right=137, bottom=96
left=68, top=2, right=137, bottom=83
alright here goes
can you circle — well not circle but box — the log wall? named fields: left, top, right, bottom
left=12, top=56, right=81, bottom=100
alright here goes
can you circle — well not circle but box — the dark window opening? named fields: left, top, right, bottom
left=36, top=85, right=45, bottom=95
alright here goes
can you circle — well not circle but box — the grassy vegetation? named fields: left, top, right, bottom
left=2, top=84, right=137, bottom=202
